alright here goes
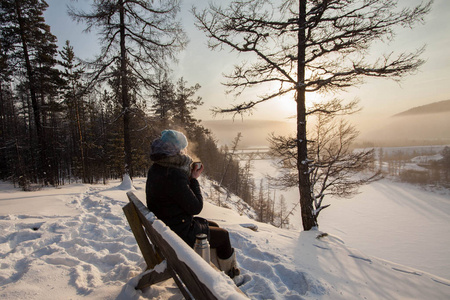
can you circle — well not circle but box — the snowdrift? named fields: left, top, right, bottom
left=0, top=178, right=449, bottom=299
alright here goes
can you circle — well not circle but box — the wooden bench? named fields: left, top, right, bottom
left=123, top=191, right=248, bottom=300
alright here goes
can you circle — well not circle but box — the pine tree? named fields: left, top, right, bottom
left=173, top=77, right=203, bottom=131
left=59, top=40, right=88, bottom=182
left=277, top=195, right=289, bottom=229
left=1, top=0, right=60, bottom=186
left=69, top=0, right=187, bottom=179
left=151, top=73, right=176, bottom=128
left=442, top=147, right=450, bottom=183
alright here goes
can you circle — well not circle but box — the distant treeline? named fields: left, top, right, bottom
left=375, top=146, right=450, bottom=187
left=355, top=139, right=450, bottom=148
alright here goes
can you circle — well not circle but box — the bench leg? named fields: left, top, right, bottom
left=136, top=264, right=172, bottom=290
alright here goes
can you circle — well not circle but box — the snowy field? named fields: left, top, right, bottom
left=1, top=176, right=450, bottom=299
left=251, top=159, right=450, bottom=280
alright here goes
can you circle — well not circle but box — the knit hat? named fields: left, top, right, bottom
left=150, top=129, right=188, bottom=159
left=160, top=130, right=188, bottom=150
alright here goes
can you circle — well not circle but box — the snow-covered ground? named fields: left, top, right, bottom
left=252, top=156, right=450, bottom=278
left=320, top=179, right=450, bottom=281
left=1, top=176, right=450, bottom=299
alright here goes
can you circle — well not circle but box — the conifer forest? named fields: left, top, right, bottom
left=0, top=0, right=250, bottom=202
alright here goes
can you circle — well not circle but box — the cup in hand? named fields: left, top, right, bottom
left=193, top=162, right=202, bottom=170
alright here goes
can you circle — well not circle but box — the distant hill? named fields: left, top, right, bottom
left=360, top=100, right=450, bottom=146
left=393, top=99, right=450, bottom=117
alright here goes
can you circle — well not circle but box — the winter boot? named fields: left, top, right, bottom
left=217, top=249, right=240, bottom=278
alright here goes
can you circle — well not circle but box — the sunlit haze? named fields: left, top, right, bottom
left=45, top=0, right=450, bottom=147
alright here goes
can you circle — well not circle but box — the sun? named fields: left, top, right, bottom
left=253, top=83, right=324, bottom=120
left=279, top=94, right=297, bottom=115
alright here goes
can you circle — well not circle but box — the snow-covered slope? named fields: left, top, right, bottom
left=0, top=178, right=449, bottom=299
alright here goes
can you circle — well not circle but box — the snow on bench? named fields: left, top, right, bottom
left=123, top=191, right=248, bottom=300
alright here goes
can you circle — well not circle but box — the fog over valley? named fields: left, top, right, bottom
left=360, top=112, right=450, bottom=146
left=203, top=100, right=450, bottom=148
left=203, top=119, right=296, bottom=148
left=358, top=99, right=450, bottom=146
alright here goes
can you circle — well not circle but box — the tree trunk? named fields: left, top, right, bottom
left=119, top=0, right=132, bottom=178
left=15, top=1, right=49, bottom=185
left=75, top=94, right=86, bottom=182
left=297, top=0, right=316, bottom=231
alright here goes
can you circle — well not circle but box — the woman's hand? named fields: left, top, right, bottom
left=191, top=163, right=204, bottom=179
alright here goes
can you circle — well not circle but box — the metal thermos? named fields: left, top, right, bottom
left=193, top=233, right=210, bottom=263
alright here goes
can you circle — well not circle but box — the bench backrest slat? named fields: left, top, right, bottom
left=123, top=202, right=162, bottom=269
left=125, top=191, right=248, bottom=300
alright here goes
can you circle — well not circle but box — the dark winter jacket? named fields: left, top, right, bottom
left=146, top=163, right=209, bottom=247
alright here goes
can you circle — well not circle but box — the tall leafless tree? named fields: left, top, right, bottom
left=269, top=100, right=382, bottom=225
left=194, top=0, right=432, bottom=230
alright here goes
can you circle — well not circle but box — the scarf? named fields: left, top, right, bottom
left=154, top=154, right=193, bottom=177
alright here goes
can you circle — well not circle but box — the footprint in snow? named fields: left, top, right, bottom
left=348, top=254, right=372, bottom=263
left=392, top=267, right=422, bottom=276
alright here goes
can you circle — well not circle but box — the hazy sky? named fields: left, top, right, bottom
left=44, top=0, right=450, bottom=134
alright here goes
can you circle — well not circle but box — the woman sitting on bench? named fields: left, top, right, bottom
left=145, top=129, right=240, bottom=279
